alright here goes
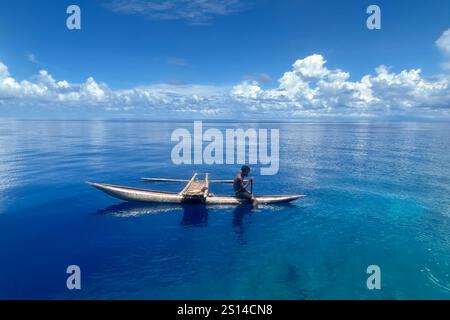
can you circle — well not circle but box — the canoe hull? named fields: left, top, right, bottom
left=88, top=182, right=304, bottom=205
left=88, top=182, right=184, bottom=203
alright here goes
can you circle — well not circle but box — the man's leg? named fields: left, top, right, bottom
left=250, top=195, right=258, bottom=209
left=237, top=191, right=256, bottom=208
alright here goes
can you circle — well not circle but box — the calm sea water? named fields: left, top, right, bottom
left=0, top=119, right=449, bottom=299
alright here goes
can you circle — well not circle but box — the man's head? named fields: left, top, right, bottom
left=241, top=165, right=250, bottom=177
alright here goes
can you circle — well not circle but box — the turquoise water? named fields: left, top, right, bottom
left=0, top=120, right=449, bottom=299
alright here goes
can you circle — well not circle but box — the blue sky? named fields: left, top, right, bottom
left=1, top=0, right=450, bottom=118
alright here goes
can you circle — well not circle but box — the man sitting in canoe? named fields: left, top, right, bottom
left=233, top=165, right=257, bottom=208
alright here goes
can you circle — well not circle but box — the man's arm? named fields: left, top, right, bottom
left=242, top=177, right=253, bottom=191
left=236, top=176, right=249, bottom=193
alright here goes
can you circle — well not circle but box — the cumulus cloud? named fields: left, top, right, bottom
left=231, top=55, right=450, bottom=116
left=1, top=54, right=450, bottom=118
left=0, top=61, right=229, bottom=115
left=0, top=63, right=107, bottom=106
left=293, top=54, right=330, bottom=78
left=105, top=0, right=248, bottom=25
left=231, top=81, right=262, bottom=99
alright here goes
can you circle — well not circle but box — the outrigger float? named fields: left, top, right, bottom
left=87, top=173, right=305, bottom=205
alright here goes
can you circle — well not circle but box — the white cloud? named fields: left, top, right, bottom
left=27, top=53, right=38, bottom=64
left=231, top=54, right=450, bottom=116
left=0, top=61, right=227, bottom=114
left=83, top=77, right=107, bottom=100
left=437, top=28, right=450, bottom=73
left=436, top=29, right=450, bottom=55
left=0, top=63, right=111, bottom=105
left=105, top=0, right=248, bottom=25
left=0, top=62, right=10, bottom=79
left=231, top=81, right=262, bottom=99
left=442, top=61, right=450, bottom=71
left=293, top=54, right=330, bottom=78
left=242, top=72, right=272, bottom=83
left=1, top=53, right=450, bottom=118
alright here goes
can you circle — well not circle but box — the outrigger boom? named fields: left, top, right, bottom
left=88, top=173, right=305, bottom=205
left=141, top=177, right=248, bottom=184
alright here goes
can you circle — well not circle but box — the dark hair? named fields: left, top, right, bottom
left=241, top=165, right=250, bottom=173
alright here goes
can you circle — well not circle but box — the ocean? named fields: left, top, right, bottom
left=0, top=119, right=449, bottom=299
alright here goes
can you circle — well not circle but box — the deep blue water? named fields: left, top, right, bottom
left=0, top=120, right=449, bottom=299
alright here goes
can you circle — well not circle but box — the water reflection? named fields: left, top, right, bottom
left=96, top=202, right=183, bottom=217
left=96, top=202, right=210, bottom=227
left=180, top=204, right=209, bottom=227
left=97, top=201, right=294, bottom=238
left=232, top=204, right=253, bottom=244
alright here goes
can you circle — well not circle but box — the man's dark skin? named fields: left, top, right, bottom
left=233, top=165, right=257, bottom=208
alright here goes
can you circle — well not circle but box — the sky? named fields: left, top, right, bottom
left=0, top=0, right=450, bottom=119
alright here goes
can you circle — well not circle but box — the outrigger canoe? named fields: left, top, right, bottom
left=87, top=173, right=304, bottom=205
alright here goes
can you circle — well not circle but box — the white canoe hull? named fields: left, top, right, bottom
left=88, top=182, right=304, bottom=205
